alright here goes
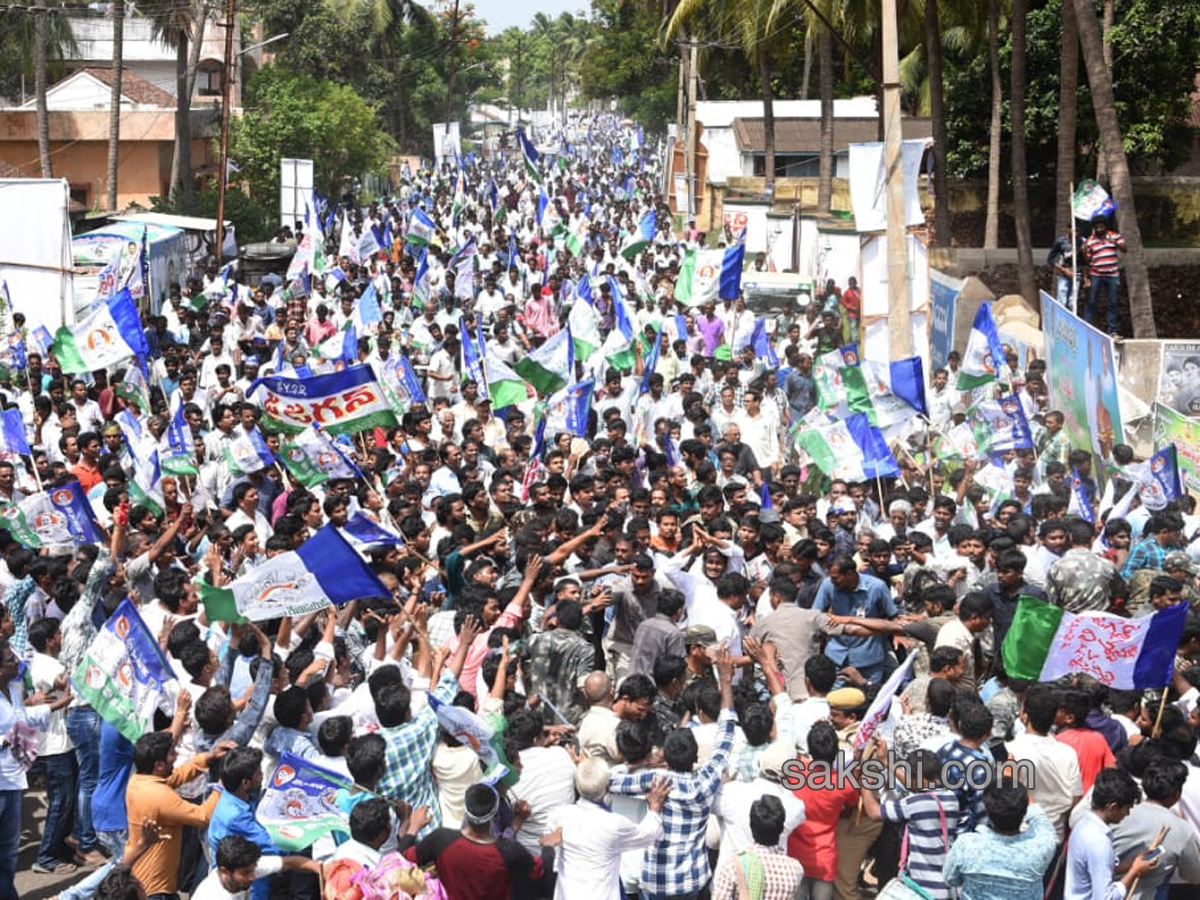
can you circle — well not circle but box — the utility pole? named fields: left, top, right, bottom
left=685, top=39, right=698, bottom=218
left=214, top=0, right=235, bottom=266
left=882, top=0, right=910, bottom=358
left=444, top=0, right=460, bottom=127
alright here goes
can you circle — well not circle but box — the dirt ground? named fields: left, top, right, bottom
left=972, top=263, right=1200, bottom=338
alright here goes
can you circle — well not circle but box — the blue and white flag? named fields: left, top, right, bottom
left=72, top=599, right=176, bottom=743
left=750, top=318, right=778, bottom=368
left=200, top=524, right=391, bottom=621
left=1069, top=467, right=1096, bottom=523
left=460, top=316, right=488, bottom=398
left=663, top=432, right=679, bottom=466
left=620, top=209, right=656, bottom=259
left=970, top=395, right=1033, bottom=454
left=354, top=282, right=383, bottom=331
left=251, top=365, right=398, bottom=435
left=408, top=207, right=437, bottom=247
left=256, top=752, right=353, bottom=851
left=341, top=511, right=405, bottom=549
left=1139, top=444, right=1183, bottom=512
left=958, top=303, right=1008, bottom=390
left=223, top=428, right=276, bottom=475
left=0, top=409, right=29, bottom=457
left=719, top=240, right=746, bottom=300
left=639, top=324, right=663, bottom=395
left=413, top=248, right=432, bottom=307
left=30, top=326, right=53, bottom=358
left=547, top=378, right=594, bottom=439
left=46, top=480, right=105, bottom=544
left=159, top=394, right=197, bottom=476
left=52, top=288, right=148, bottom=374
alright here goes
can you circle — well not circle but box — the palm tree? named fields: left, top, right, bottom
left=1071, top=0, right=1154, bottom=337
left=983, top=0, right=1001, bottom=248
left=145, top=0, right=198, bottom=211
left=667, top=0, right=799, bottom=200
left=924, top=0, right=949, bottom=246
left=33, top=0, right=52, bottom=177
left=817, top=26, right=833, bottom=212
left=107, top=0, right=125, bottom=210
left=1009, top=0, right=1035, bottom=303
left=1054, top=0, right=1078, bottom=237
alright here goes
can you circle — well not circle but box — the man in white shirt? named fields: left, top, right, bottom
left=193, top=835, right=317, bottom=900
left=28, top=618, right=78, bottom=873
left=1005, top=682, right=1083, bottom=845
left=545, top=758, right=667, bottom=900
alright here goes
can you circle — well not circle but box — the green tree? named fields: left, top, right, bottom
left=230, top=66, right=395, bottom=204
left=578, top=0, right=677, bottom=130
left=144, top=0, right=199, bottom=211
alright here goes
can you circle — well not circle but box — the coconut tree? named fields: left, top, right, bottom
left=1071, top=0, right=1154, bottom=336
left=817, top=25, right=833, bottom=212
left=107, top=0, right=125, bottom=210
left=983, top=0, right=1002, bottom=248
left=33, top=0, right=52, bottom=177
left=666, top=0, right=800, bottom=197
left=924, top=0, right=949, bottom=245
left=145, top=0, right=198, bottom=210
left=1009, top=0, right=1036, bottom=303
left=1054, top=0, right=1078, bottom=237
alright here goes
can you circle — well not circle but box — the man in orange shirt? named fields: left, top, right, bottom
left=124, top=730, right=234, bottom=899
left=71, top=431, right=104, bottom=492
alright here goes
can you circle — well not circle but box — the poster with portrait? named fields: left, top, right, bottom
left=1040, top=292, right=1123, bottom=459
left=1156, top=342, right=1200, bottom=417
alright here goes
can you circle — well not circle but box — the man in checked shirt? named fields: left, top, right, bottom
left=607, top=647, right=738, bottom=900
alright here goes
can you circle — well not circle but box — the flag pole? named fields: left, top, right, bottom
left=1151, top=687, right=1171, bottom=739
left=28, top=454, right=44, bottom=495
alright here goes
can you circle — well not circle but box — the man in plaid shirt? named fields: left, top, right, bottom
left=376, top=616, right=480, bottom=836
left=608, top=648, right=738, bottom=900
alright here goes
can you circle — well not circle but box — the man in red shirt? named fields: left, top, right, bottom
left=1055, top=686, right=1115, bottom=794
left=787, top=720, right=861, bottom=899
left=70, top=431, right=104, bottom=492
left=402, top=782, right=551, bottom=900
left=1082, top=215, right=1126, bottom=336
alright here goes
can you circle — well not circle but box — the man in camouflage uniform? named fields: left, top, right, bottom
left=1124, top=551, right=1200, bottom=617
left=527, top=598, right=596, bottom=725
left=1046, top=517, right=1125, bottom=613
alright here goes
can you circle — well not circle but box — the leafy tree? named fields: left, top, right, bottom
left=229, top=66, right=395, bottom=204
left=151, top=183, right=274, bottom=244
left=579, top=0, right=677, bottom=131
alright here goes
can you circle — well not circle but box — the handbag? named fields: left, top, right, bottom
left=876, top=794, right=949, bottom=900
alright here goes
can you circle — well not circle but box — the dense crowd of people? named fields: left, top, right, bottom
left=1, top=114, right=1199, bottom=900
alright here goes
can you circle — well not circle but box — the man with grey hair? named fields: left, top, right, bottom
left=541, top=760, right=670, bottom=899
left=875, top=499, right=913, bottom=542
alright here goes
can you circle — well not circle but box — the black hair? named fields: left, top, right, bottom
left=950, top=697, right=993, bottom=741
left=219, top=746, right=263, bottom=792
left=349, top=797, right=392, bottom=846
left=345, top=733, right=387, bottom=786
left=983, top=781, right=1029, bottom=834
left=215, top=834, right=262, bottom=872
left=273, top=686, right=310, bottom=730
left=1092, top=767, right=1141, bottom=809
left=1022, top=682, right=1060, bottom=734
left=805, top=655, right=838, bottom=694
left=133, top=731, right=174, bottom=774
left=749, top=794, right=787, bottom=845
left=662, top=728, right=699, bottom=772
left=807, top=721, right=839, bottom=764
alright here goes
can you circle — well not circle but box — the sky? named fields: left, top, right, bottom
left=469, top=0, right=589, bottom=34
